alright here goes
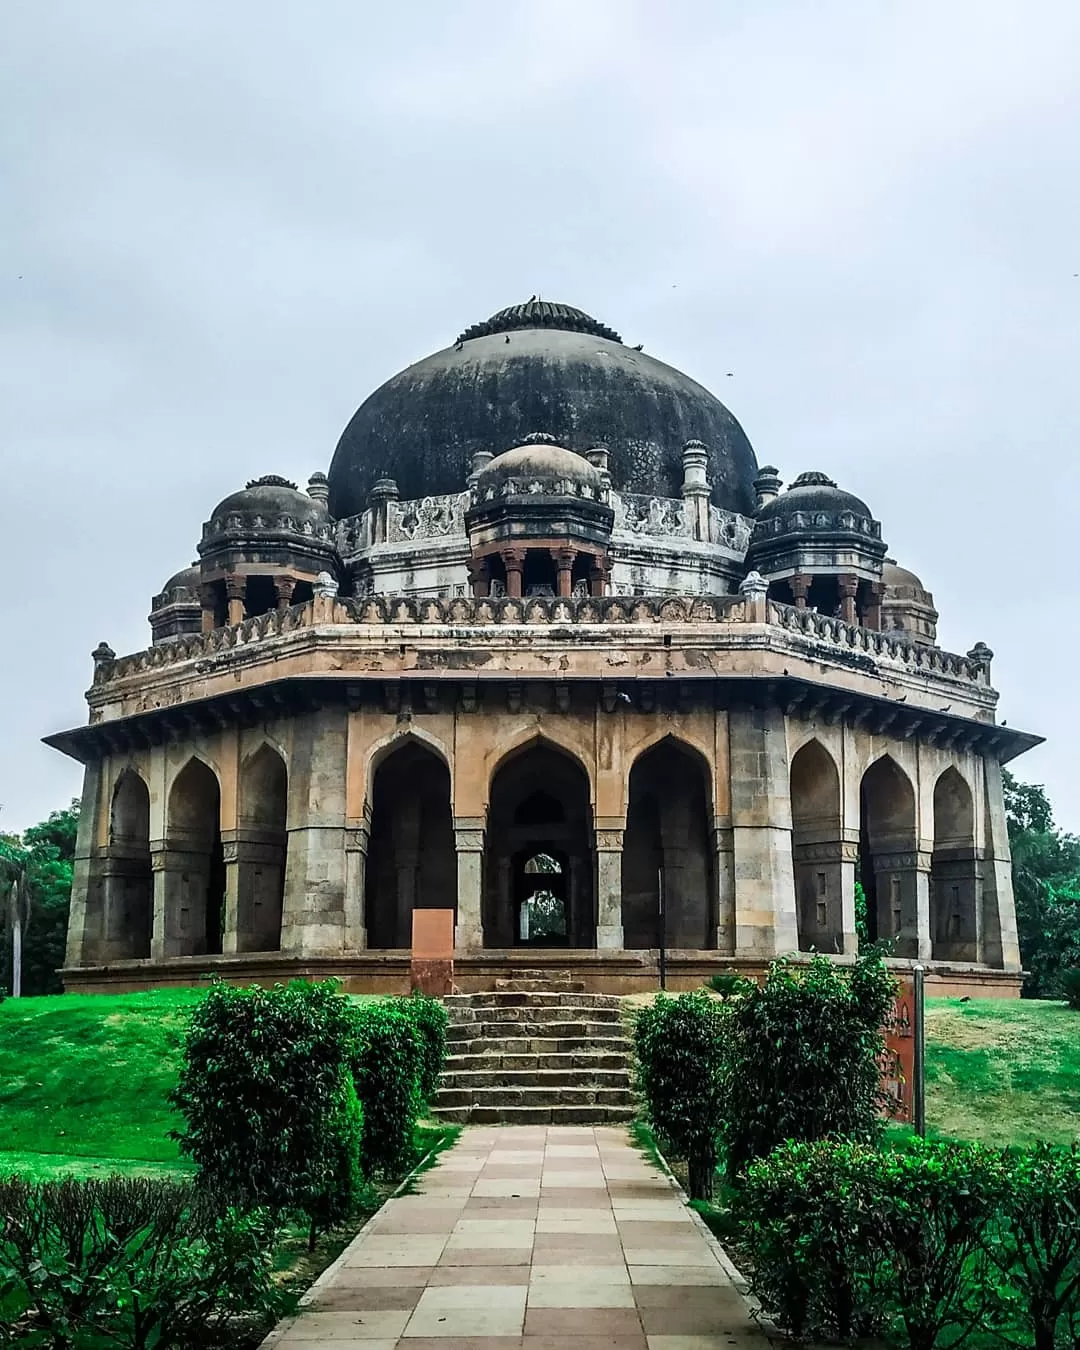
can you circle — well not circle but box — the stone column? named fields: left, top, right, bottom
left=281, top=706, right=349, bottom=954
left=589, top=558, right=610, bottom=597
left=274, top=576, right=296, bottom=611
left=467, top=557, right=490, bottom=598
left=150, top=839, right=212, bottom=958
left=344, top=820, right=369, bottom=950
left=862, top=581, right=883, bottom=631
left=681, top=439, right=711, bottom=541
left=454, top=820, right=485, bottom=950
left=871, top=849, right=932, bottom=960
left=789, top=574, right=811, bottom=609
left=221, top=832, right=241, bottom=954
left=225, top=576, right=246, bottom=626
left=553, top=547, right=576, bottom=598
left=791, top=838, right=859, bottom=955
left=980, top=756, right=1021, bottom=971
left=501, top=549, right=525, bottom=599
left=65, top=759, right=107, bottom=968
left=712, top=821, right=736, bottom=953
left=728, top=702, right=798, bottom=955
left=838, top=574, right=858, bottom=625
left=594, top=825, right=625, bottom=949
left=199, top=582, right=217, bottom=633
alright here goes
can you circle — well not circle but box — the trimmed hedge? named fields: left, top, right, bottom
left=739, top=1138, right=1080, bottom=1350
left=0, top=1176, right=282, bottom=1348
left=404, top=993, right=450, bottom=1104
left=351, top=1001, right=425, bottom=1180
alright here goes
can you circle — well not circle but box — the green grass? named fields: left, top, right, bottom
left=0, top=987, right=387, bottom=1180
left=924, top=996, right=1080, bottom=1148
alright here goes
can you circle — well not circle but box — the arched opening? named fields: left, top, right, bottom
left=367, top=740, right=455, bottom=949
left=164, top=759, right=224, bottom=957
left=622, top=738, right=713, bottom=950
left=931, top=768, right=979, bottom=961
left=859, top=755, right=919, bottom=957
left=790, top=740, right=845, bottom=953
left=485, top=741, right=594, bottom=948
left=105, top=770, right=152, bottom=959
left=236, top=745, right=288, bottom=952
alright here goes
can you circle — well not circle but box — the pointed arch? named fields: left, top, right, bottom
left=235, top=742, right=288, bottom=952
left=104, top=768, right=152, bottom=959
left=931, top=766, right=979, bottom=961
left=789, top=739, right=845, bottom=953
left=622, top=736, right=714, bottom=950
left=486, top=730, right=594, bottom=806
left=859, top=754, right=918, bottom=955
left=367, top=738, right=455, bottom=949
left=364, top=726, right=453, bottom=804
left=163, top=757, right=224, bottom=957
left=485, top=737, right=594, bottom=949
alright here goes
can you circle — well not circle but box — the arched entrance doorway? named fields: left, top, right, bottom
left=235, top=744, right=288, bottom=952
left=931, top=768, right=979, bottom=961
left=622, top=738, right=713, bottom=949
left=105, top=770, right=152, bottom=959
left=789, top=740, right=845, bottom=953
left=367, top=740, right=456, bottom=948
left=859, top=755, right=920, bottom=957
left=164, top=758, right=224, bottom=957
left=484, top=742, right=594, bottom=949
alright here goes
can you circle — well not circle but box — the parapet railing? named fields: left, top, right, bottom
left=90, top=592, right=991, bottom=688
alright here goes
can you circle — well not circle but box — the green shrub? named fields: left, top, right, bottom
left=633, top=991, right=728, bottom=1200
left=0, top=1176, right=282, bottom=1348
left=720, top=951, right=895, bottom=1177
left=704, top=972, right=751, bottom=999
left=738, top=1140, right=890, bottom=1340
left=351, top=1001, right=424, bottom=1180
left=170, top=978, right=361, bottom=1240
left=983, top=1143, right=1080, bottom=1350
left=1061, top=967, right=1080, bottom=1011
left=404, top=992, right=450, bottom=1103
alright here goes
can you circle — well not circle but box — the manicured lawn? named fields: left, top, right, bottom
left=0, top=986, right=385, bottom=1179
left=925, top=996, right=1080, bottom=1148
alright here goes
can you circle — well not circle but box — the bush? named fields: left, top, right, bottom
left=633, top=991, right=728, bottom=1200
left=0, top=1176, right=282, bottom=1348
left=983, top=1143, right=1080, bottom=1350
left=704, top=972, right=751, bottom=999
left=403, top=992, right=450, bottom=1103
left=170, top=978, right=361, bottom=1241
left=1061, top=967, right=1080, bottom=1011
left=351, top=1001, right=424, bottom=1180
left=720, top=951, right=895, bottom=1177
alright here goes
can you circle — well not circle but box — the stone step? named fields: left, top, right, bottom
left=446, top=991, right=623, bottom=1011
left=434, top=1084, right=634, bottom=1110
left=447, top=1003, right=624, bottom=1024
left=447, top=1035, right=631, bottom=1057
left=431, top=1103, right=636, bottom=1126
left=445, top=1050, right=629, bottom=1072
left=447, top=1019, right=627, bottom=1041
left=440, top=1067, right=631, bottom=1090
left=494, top=979, right=587, bottom=993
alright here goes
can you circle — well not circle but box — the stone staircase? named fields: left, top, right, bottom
left=430, top=971, right=636, bottom=1125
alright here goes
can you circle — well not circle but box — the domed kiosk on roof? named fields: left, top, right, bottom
left=45, top=295, right=1040, bottom=1018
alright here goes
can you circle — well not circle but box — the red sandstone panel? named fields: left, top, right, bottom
left=411, top=909, right=455, bottom=995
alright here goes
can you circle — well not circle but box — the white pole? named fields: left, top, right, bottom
left=11, top=915, right=21, bottom=999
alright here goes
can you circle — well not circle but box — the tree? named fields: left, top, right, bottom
left=1002, top=771, right=1080, bottom=999
left=0, top=801, right=79, bottom=996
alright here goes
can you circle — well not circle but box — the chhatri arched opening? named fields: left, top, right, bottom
left=236, top=744, right=288, bottom=952
left=622, top=738, right=713, bottom=950
left=859, top=754, right=918, bottom=956
left=105, top=769, right=152, bottom=959
left=790, top=740, right=844, bottom=954
left=367, top=740, right=456, bottom=949
left=931, top=767, right=979, bottom=962
left=165, top=758, right=224, bottom=957
left=484, top=740, right=594, bottom=948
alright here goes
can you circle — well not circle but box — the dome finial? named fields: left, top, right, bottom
left=456, top=300, right=623, bottom=345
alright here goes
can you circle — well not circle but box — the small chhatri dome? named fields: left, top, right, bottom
left=477, top=439, right=603, bottom=491
left=206, top=475, right=330, bottom=536
left=457, top=300, right=623, bottom=345
left=756, top=469, right=874, bottom=524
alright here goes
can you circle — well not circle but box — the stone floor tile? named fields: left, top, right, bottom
left=401, top=1340, right=523, bottom=1350
left=530, top=1264, right=630, bottom=1285
left=646, top=1338, right=772, bottom=1350
left=536, top=1188, right=612, bottom=1208
left=622, top=1248, right=720, bottom=1268
left=277, top=1308, right=412, bottom=1338
left=524, top=1306, right=645, bottom=1337
left=544, top=1145, right=601, bottom=1157
left=327, top=1266, right=434, bottom=1287
left=634, top=1286, right=748, bottom=1311
left=616, top=1220, right=704, bottom=1242
left=427, top=1264, right=531, bottom=1286
left=447, top=1218, right=536, bottom=1248
left=305, top=1283, right=425, bottom=1311
left=526, top=1282, right=636, bottom=1309
left=523, top=1338, right=645, bottom=1350
left=539, top=1171, right=607, bottom=1188
left=534, top=1211, right=617, bottom=1234
left=612, top=1203, right=694, bottom=1221
left=473, top=1178, right=541, bottom=1197
left=272, top=1339, right=397, bottom=1350
left=532, top=1233, right=626, bottom=1263
left=462, top=1197, right=539, bottom=1217
left=404, top=1283, right=527, bottom=1337
left=372, top=1214, right=462, bottom=1235
left=344, top=1236, right=448, bottom=1267
left=641, top=1304, right=759, bottom=1336
left=438, top=1246, right=533, bottom=1266
left=627, top=1266, right=728, bottom=1286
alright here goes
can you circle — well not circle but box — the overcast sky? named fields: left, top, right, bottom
left=3, top=1, right=1078, bottom=834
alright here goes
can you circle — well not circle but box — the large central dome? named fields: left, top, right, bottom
left=328, top=299, right=759, bottom=518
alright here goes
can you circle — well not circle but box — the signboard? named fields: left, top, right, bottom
left=879, top=975, right=916, bottom=1123
left=411, top=908, right=455, bottom=997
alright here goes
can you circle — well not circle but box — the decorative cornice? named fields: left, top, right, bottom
left=456, top=300, right=623, bottom=345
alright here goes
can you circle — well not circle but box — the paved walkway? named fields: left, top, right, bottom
left=265, top=1124, right=776, bottom=1349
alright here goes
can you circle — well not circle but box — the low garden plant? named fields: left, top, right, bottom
left=351, top=999, right=426, bottom=1179
left=403, top=992, right=450, bottom=1104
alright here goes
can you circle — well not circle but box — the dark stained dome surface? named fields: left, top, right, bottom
left=328, top=301, right=759, bottom=519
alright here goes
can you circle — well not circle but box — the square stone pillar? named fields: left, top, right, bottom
left=792, top=838, right=859, bottom=955
left=454, top=819, right=485, bottom=950
left=344, top=821, right=370, bottom=950
left=980, top=756, right=1021, bottom=971
left=595, top=826, right=625, bottom=949
left=281, top=707, right=349, bottom=955
left=728, top=703, right=798, bottom=956
left=66, top=759, right=107, bottom=968
left=151, top=843, right=212, bottom=958
left=712, top=822, right=735, bottom=953
left=872, top=849, right=932, bottom=960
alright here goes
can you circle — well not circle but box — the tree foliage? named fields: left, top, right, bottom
left=1003, top=771, right=1080, bottom=999
left=0, top=801, right=79, bottom=996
